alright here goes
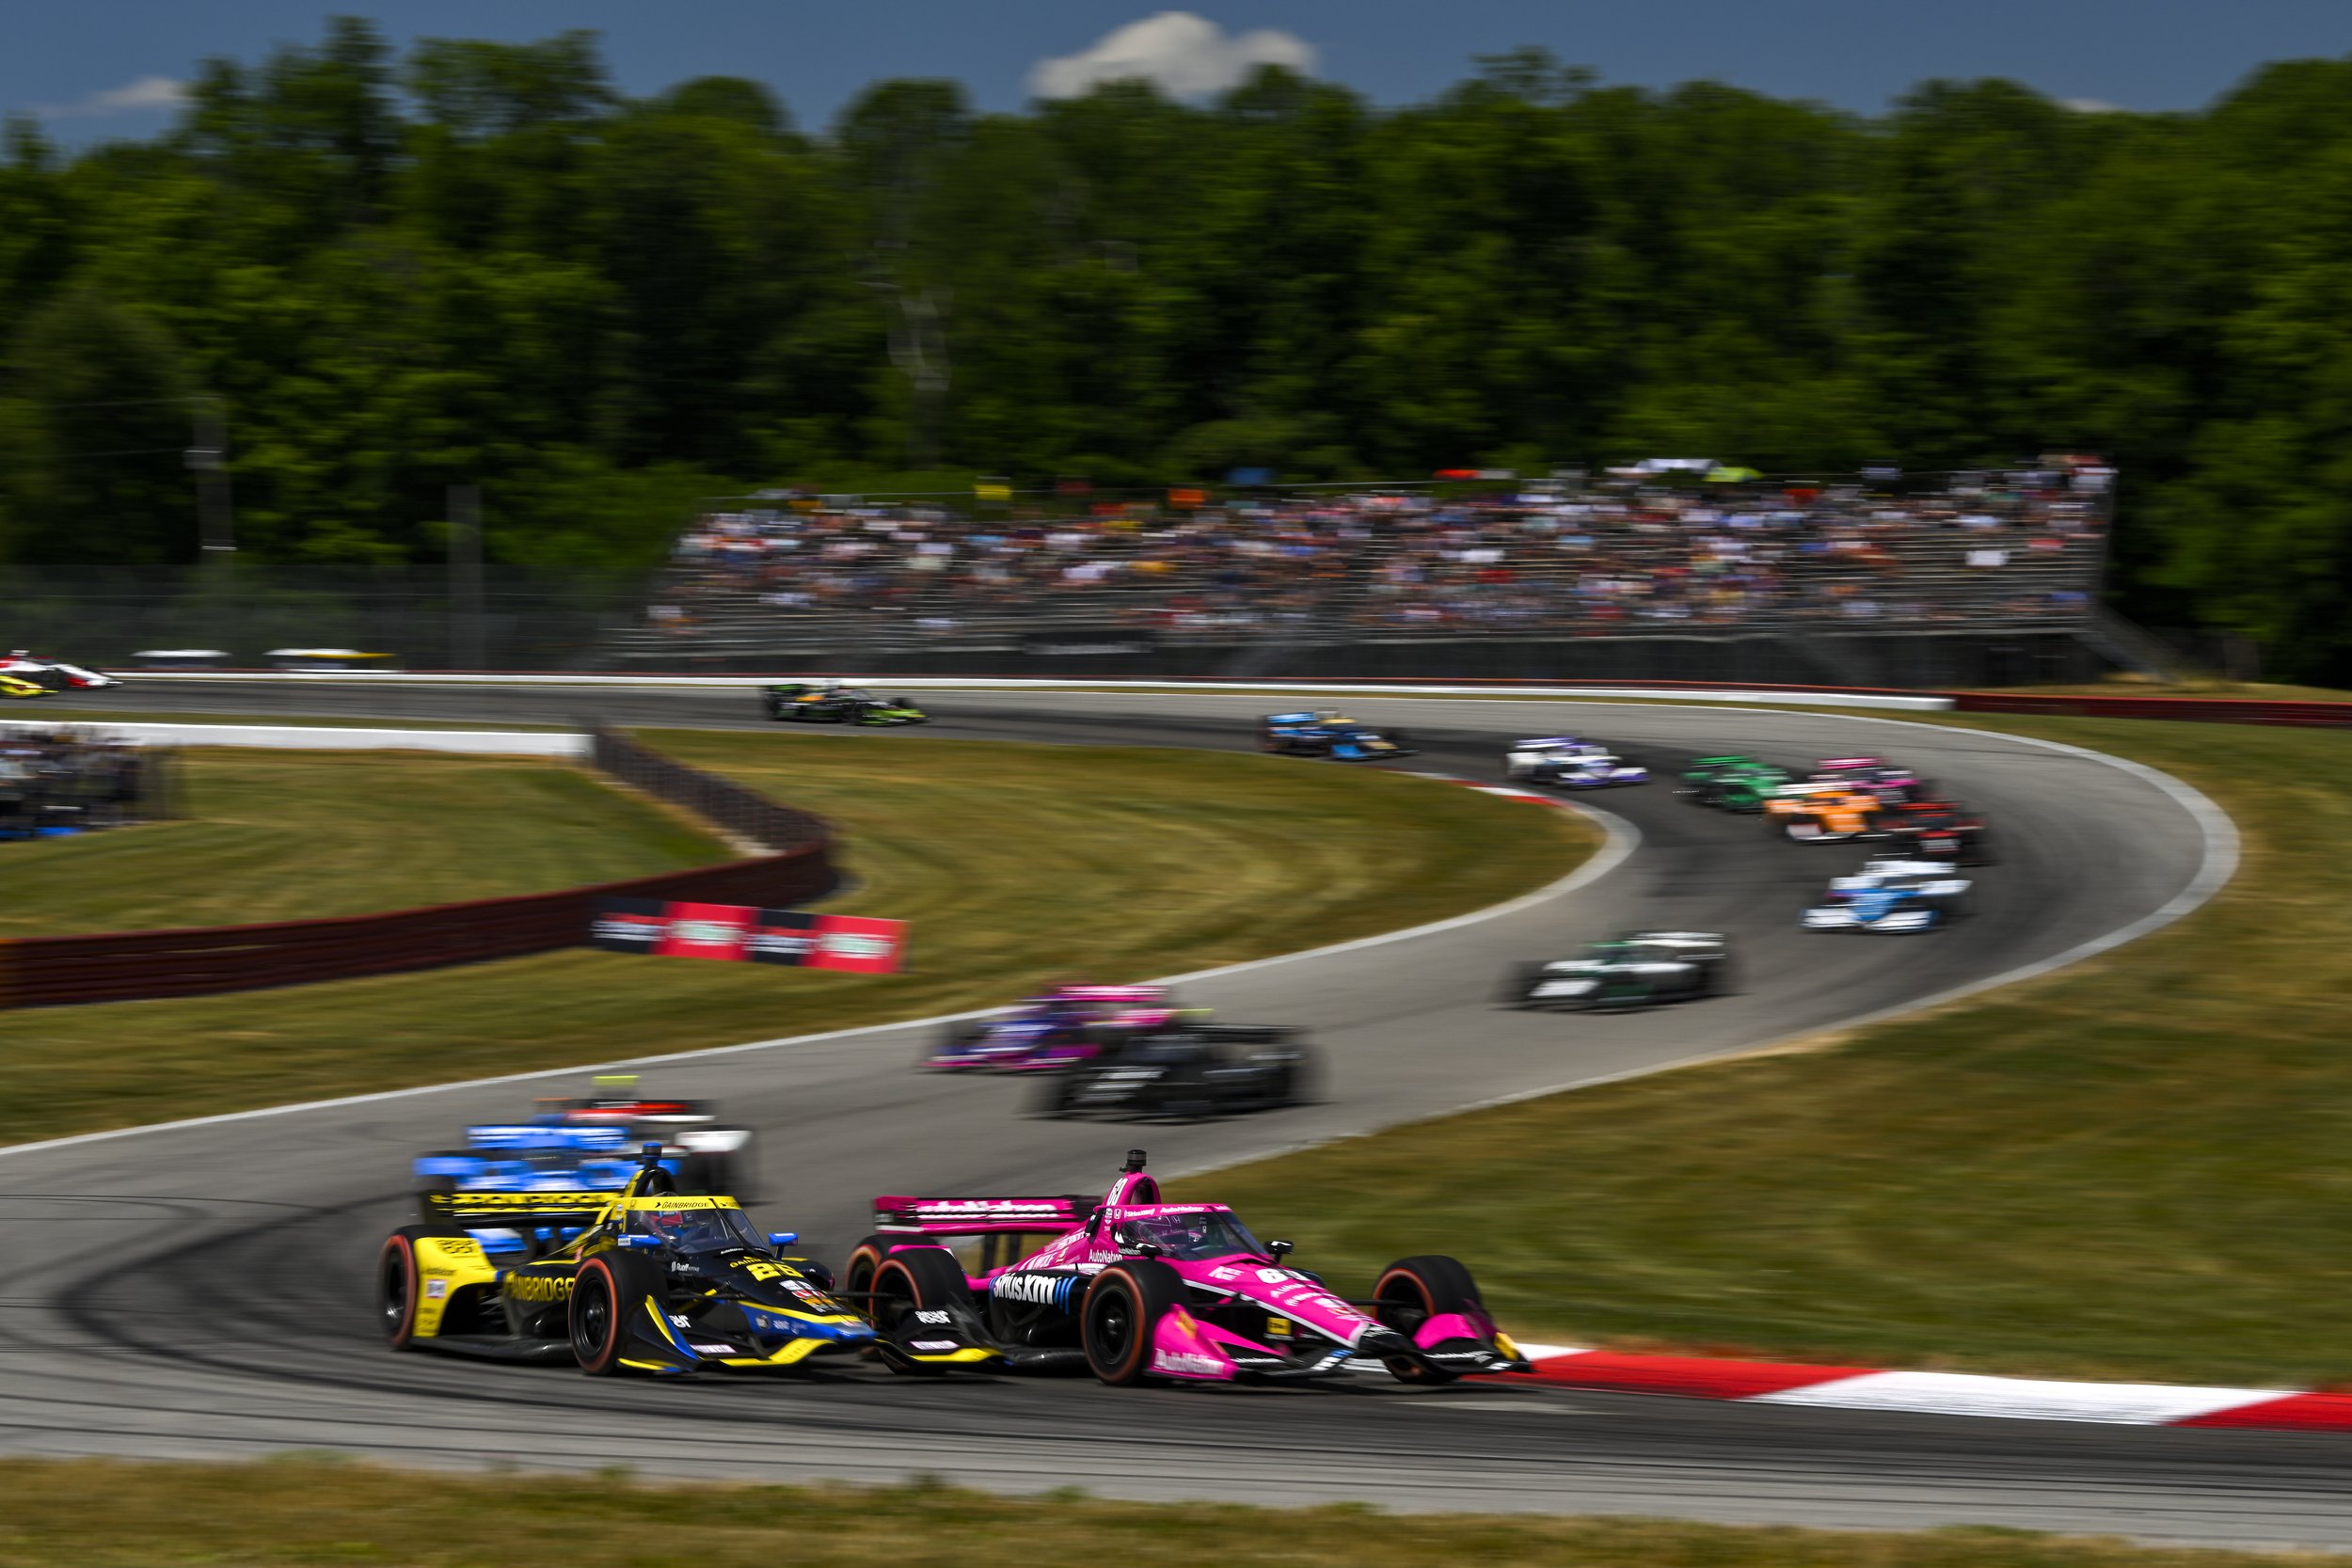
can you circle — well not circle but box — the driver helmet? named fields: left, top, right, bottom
left=1161, top=1213, right=1215, bottom=1252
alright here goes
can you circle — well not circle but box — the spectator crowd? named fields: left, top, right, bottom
left=630, top=458, right=2113, bottom=652
left=0, top=727, right=159, bottom=839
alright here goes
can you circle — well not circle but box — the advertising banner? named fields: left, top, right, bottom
left=590, top=899, right=906, bottom=973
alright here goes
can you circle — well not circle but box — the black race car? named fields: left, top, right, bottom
left=1502, top=931, right=1731, bottom=1010
left=762, top=683, right=930, bottom=725
left=1033, top=1022, right=1315, bottom=1119
left=1877, top=800, right=1995, bottom=864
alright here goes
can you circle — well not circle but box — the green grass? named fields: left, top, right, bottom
left=1186, top=713, right=2352, bottom=1389
left=0, top=732, right=1591, bottom=1142
left=0, top=1458, right=2312, bottom=1568
left=0, top=750, right=725, bottom=936
left=1997, top=677, right=2352, bottom=701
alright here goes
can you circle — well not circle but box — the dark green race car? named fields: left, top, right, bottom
left=762, top=683, right=930, bottom=726
left=1678, top=754, right=1792, bottom=812
left=1501, top=931, right=1731, bottom=1011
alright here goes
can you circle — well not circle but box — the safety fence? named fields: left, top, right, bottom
left=588, top=726, right=825, bottom=851
left=0, top=731, right=834, bottom=1008
left=1949, top=693, right=2352, bottom=728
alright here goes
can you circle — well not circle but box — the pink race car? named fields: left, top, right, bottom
left=1813, top=755, right=1931, bottom=803
left=920, top=985, right=1181, bottom=1071
left=841, top=1149, right=1531, bottom=1386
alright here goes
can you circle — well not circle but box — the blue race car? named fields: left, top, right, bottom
left=1257, top=711, right=1417, bottom=760
left=1801, top=860, right=1973, bottom=932
left=414, top=1080, right=755, bottom=1207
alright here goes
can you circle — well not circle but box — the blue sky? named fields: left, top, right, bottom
left=8, top=1, right=2350, bottom=141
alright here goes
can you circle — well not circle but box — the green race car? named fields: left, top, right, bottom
left=1677, top=754, right=1793, bottom=812
left=762, top=683, right=930, bottom=726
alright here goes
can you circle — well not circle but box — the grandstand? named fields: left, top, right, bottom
left=596, top=460, right=2124, bottom=686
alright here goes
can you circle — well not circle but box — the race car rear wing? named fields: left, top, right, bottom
left=421, top=1190, right=617, bottom=1231
left=871, top=1195, right=1092, bottom=1235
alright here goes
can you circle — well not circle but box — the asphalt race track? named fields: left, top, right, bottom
left=8, top=682, right=2344, bottom=1547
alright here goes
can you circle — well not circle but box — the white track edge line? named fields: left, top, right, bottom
left=1158, top=714, right=2238, bottom=1179
left=0, top=786, right=1639, bottom=1163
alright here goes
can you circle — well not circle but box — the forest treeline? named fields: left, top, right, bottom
left=2, top=20, right=2348, bottom=673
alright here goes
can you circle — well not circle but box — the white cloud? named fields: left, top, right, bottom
left=2060, top=97, right=2125, bottom=114
left=1029, top=11, right=1316, bottom=101
left=41, top=75, right=188, bottom=119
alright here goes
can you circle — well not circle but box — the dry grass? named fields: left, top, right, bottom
left=0, top=750, right=724, bottom=936
left=0, top=1457, right=2311, bottom=1568
left=0, top=732, right=1591, bottom=1142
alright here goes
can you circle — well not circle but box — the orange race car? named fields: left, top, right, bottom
left=1762, top=781, right=1884, bottom=843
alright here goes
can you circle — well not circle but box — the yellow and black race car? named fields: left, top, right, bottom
left=0, top=673, right=54, bottom=701
left=379, top=1146, right=882, bottom=1374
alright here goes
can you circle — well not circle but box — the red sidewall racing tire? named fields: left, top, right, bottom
left=378, top=1231, right=421, bottom=1349
left=866, top=1244, right=970, bottom=1375
left=1373, top=1254, right=1485, bottom=1385
left=1081, top=1259, right=1186, bottom=1386
left=569, top=1252, right=660, bottom=1376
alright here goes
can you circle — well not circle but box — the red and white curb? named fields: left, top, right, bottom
left=1507, top=1345, right=2352, bottom=1432
left=1420, top=776, right=1574, bottom=808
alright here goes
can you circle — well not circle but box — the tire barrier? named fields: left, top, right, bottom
left=0, top=729, right=834, bottom=1008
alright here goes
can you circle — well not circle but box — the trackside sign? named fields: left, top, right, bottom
left=589, top=899, right=906, bottom=974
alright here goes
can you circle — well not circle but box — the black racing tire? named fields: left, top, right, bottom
left=1155, top=1065, right=1216, bottom=1121
left=1373, top=1255, right=1485, bottom=1385
left=1081, top=1259, right=1187, bottom=1385
left=379, top=1224, right=461, bottom=1349
left=1498, top=961, right=1545, bottom=1008
left=1706, top=955, right=1736, bottom=997
left=1031, top=1069, right=1080, bottom=1119
left=925, top=1022, right=979, bottom=1066
left=570, top=1249, right=665, bottom=1375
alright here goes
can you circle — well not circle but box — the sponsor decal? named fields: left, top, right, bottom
left=503, top=1273, right=574, bottom=1303
left=425, top=1279, right=449, bottom=1299
left=915, top=1309, right=950, bottom=1324
left=1150, top=1350, right=1227, bottom=1376
left=588, top=911, right=664, bottom=949
left=911, top=1339, right=961, bottom=1352
left=435, top=1191, right=604, bottom=1209
left=589, top=901, right=907, bottom=974
left=990, top=1272, right=1076, bottom=1308
left=691, top=1342, right=737, bottom=1355
left=671, top=1314, right=692, bottom=1327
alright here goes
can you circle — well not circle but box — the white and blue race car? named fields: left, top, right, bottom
left=1504, top=736, right=1648, bottom=788
left=1801, top=859, right=1972, bottom=932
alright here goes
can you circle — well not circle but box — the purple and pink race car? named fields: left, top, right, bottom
left=842, top=1149, right=1531, bottom=1386
left=1811, top=755, right=1933, bottom=804
left=920, top=985, right=1184, bottom=1071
